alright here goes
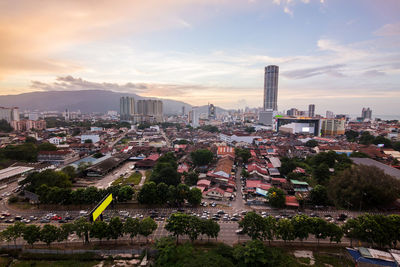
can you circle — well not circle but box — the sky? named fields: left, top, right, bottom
left=0, top=0, right=400, bottom=115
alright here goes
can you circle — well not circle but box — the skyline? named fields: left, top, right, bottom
left=1, top=0, right=400, bottom=115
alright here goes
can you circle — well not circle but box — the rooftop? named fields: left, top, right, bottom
left=351, top=157, right=400, bottom=180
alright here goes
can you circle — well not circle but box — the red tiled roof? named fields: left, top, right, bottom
left=285, top=196, right=299, bottom=207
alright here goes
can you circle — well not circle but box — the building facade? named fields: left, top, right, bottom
left=11, top=120, right=46, bottom=131
left=308, top=104, right=315, bottom=117
left=120, top=96, right=135, bottom=120
left=0, top=107, right=19, bottom=123
left=136, top=99, right=163, bottom=122
left=361, top=107, right=372, bottom=120
left=321, top=119, right=346, bottom=136
left=263, top=65, right=279, bottom=111
left=208, top=104, right=216, bottom=120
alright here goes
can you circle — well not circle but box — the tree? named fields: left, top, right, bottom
left=139, top=217, right=157, bottom=243
left=107, top=217, right=124, bottom=241
left=176, top=183, right=189, bottom=205
left=117, top=185, right=134, bottom=202
left=21, top=169, right=72, bottom=193
left=0, top=119, right=13, bottom=132
left=151, top=163, right=180, bottom=186
left=203, top=219, right=220, bottom=242
left=187, top=188, right=202, bottom=206
left=312, top=163, right=330, bottom=184
left=156, top=182, right=169, bottom=204
left=138, top=182, right=158, bottom=205
left=267, top=187, right=286, bottom=208
left=233, top=240, right=269, bottom=267
left=25, top=136, right=37, bottom=144
left=329, top=164, right=400, bottom=209
left=58, top=223, right=75, bottom=244
left=184, top=171, right=199, bottom=186
left=262, top=216, right=276, bottom=245
left=276, top=218, right=295, bottom=243
left=245, top=126, right=255, bottom=133
left=84, top=139, right=93, bottom=144
left=235, top=148, right=251, bottom=163
left=373, top=136, right=392, bottom=148
left=7, top=222, right=25, bottom=246
left=291, top=215, right=311, bottom=243
left=310, top=217, right=329, bottom=245
left=239, top=212, right=266, bottom=240
left=124, top=217, right=140, bottom=243
left=305, top=139, right=318, bottom=148
left=309, top=185, right=329, bottom=206
left=90, top=221, right=108, bottom=243
left=37, top=142, right=57, bottom=151
left=167, top=185, right=177, bottom=205
left=23, top=225, right=41, bottom=246
left=345, top=130, right=359, bottom=142
left=190, top=149, right=214, bottom=166
left=393, top=142, right=400, bottom=152
left=165, top=213, right=191, bottom=244
left=187, top=216, right=202, bottom=243
left=62, top=166, right=77, bottom=180
left=327, top=223, right=343, bottom=243
left=74, top=217, right=91, bottom=243
left=359, top=131, right=375, bottom=145
left=40, top=224, right=59, bottom=247
left=349, top=151, right=369, bottom=158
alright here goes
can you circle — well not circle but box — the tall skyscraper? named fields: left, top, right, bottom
left=208, top=103, right=216, bottom=120
left=137, top=99, right=163, bottom=122
left=326, top=110, right=334, bottom=119
left=120, top=96, right=135, bottom=120
left=263, top=65, right=279, bottom=111
left=308, top=104, right=315, bottom=117
left=361, top=107, right=372, bottom=120
left=0, top=107, right=19, bottom=123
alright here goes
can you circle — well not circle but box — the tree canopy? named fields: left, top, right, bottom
left=190, top=149, right=214, bottom=166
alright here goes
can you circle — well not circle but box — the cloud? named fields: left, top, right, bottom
left=374, top=22, right=400, bottom=36
left=362, top=70, right=386, bottom=77
left=282, top=64, right=346, bottom=79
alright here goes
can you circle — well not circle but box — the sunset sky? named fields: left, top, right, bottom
left=0, top=0, right=399, bottom=115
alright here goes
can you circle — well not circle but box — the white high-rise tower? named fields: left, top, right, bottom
left=263, top=65, right=279, bottom=111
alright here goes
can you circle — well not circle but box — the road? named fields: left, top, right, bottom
left=93, top=162, right=134, bottom=189
left=232, top=166, right=246, bottom=212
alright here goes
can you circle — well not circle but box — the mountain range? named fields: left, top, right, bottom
left=0, top=90, right=227, bottom=115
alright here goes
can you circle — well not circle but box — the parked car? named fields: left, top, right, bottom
left=51, top=215, right=62, bottom=221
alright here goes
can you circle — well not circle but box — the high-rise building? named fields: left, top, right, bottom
left=321, top=119, right=345, bottom=136
left=308, top=104, right=315, bottom=117
left=136, top=99, right=163, bottom=122
left=287, top=108, right=298, bottom=116
left=189, top=106, right=200, bottom=127
left=326, top=111, right=334, bottom=119
left=0, top=107, right=19, bottom=123
left=361, top=107, right=372, bottom=120
left=120, top=97, right=135, bottom=120
left=208, top=104, right=216, bottom=120
left=263, top=65, right=279, bottom=111
left=182, top=106, right=185, bottom=116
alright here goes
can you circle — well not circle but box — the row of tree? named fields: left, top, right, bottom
left=36, top=185, right=134, bottom=205
left=165, top=213, right=220, bottom=243
left=138, top=182, right=202, bottom=206
left=0, top=216, right=157, bottom=247
left=0, top=142, right=57, bottom=163
left=239, top=212, right=342, bottom=245
left=239, top=212, right=400, bottom=248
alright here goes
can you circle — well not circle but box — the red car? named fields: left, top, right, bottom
left=51, top=215, right=62, bottom=221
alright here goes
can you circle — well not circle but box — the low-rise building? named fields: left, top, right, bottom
left=37, top=150, right=80, bottom=166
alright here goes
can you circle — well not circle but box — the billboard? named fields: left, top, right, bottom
left=90, top=193, right=113, bottom=222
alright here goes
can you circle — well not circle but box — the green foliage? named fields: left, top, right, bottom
left=90, top=221, right=108, bottom=242
left=40, top=224, right=59, bottom=246
left=107, top=217, right=123, bottom=241
left=235, top=148, right=251, bottom=163
left=312, top=163, right=330, bottom=184
left=200, top=125, right=219, bottom=133
left=184, top=171, right=199, bottom=186
left=329, top=164, right=400, bottom=209
left=305, top=139, right=318, bottom=148
left=150, top=152, right=180, bottom=186
left=62, top=166, right=77, bottom=180
left=187, top=188, right=202, bottom=206
left=139, top=217, right=157, bottom=241
left=345, top=130, right=359, bottom=142
left=359, top=131, right=375, bottom=145
left=123, top=217, right=140, bottom=241
left=74, top=217, right=91, bottom=243
left=0, top=143, right=38, bottom=162
left=373, top=135, right=392, bottom=147
left=21, top=169, right=72, bottom=192
left=25, top=136, right=37, bottom=144
left=238, top=212, right=266, bottom=240
left=37, top=142, right=57, bottom=151
left=309, top=184, right=329, bottom=206
left=267, top=187, right=286, bottom=208
left=23, top=225, right=41, bottom=246
left=276, top=218, right=295, bottom=242
left=245, top=126, right=255, bottom=133
left=349, top=151, right=369, bottom=158
left=137, top=182, right=158, bottom=205
left=190, top=149, right=214, bottom=166
left=0, top=119, right=13, bottom=132
left=92, top=152, right=104, bottom=159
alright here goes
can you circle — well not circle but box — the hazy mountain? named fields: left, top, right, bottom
left=0, top=90, right=192, bottom=115
left=0, top=90, right=228, bottom=115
